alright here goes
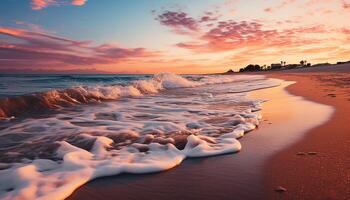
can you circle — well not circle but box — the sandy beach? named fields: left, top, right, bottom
left=264, top=64, right=350, bottom=199
left=1, top=1, right=350, bottom=199
left=0, top=65, right=348, bottom=200
left=66, top=64, right=350, bottom=200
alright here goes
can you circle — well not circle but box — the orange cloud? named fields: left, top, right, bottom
left=156, top=9, right=344, bottom=55
left=31, top=0, right=56, bottom=10
left=71, top=0, right=86, bottom=6
left=153, top=8, right=350, bottom=73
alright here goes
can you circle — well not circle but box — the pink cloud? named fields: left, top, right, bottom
left=156, top=11, right=199, bottom=34
left=341, top=28, right=350, bottom=34
left=157, top=10, right=331, bottom=53
left=343, top=0, right=350, bottom=9
left=30, top=0, right=87, bottom=10
left=0, top=27, right=156, bottom=69
left=264, top=7, right=273, bottom=12
left=71, top=0, right=87, bottom=6
left=264, top=0, right=296, bottom=13
left=199, top=12, right=219, bottom=23
left=155, top=10, right=221, bottom=35
left=31, top=0, right=56, bottom=10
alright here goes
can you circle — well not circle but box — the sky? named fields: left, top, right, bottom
left=0, top=0, right=349, bottom=74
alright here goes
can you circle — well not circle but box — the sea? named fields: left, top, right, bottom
left=0, top=73, right=280, bottom=200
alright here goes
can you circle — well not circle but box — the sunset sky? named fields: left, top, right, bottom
left=0, top=0, right=349, bottom=74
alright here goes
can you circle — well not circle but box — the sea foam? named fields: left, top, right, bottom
left=0, top=74, right=279, bottom=200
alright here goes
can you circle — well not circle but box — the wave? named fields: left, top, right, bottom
left=0, top=73, right=276, bottom=200
left=0, top=109, right=261, bottom=200
left=0, top=74, right=189, bottom=119
left=0, top=73, right=265, bottom=119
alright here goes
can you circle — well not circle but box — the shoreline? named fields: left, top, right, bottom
left=264, top=71, right=350, bottom=199
left=68, top=78, right=333, bottom=200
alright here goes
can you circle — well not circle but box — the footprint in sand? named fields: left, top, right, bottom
left=326, top=93, right=336, bottom=97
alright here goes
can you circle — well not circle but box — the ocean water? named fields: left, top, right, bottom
left=0, top=74, right=152, bottom=97
left=0, top=73, right=280, bottom=200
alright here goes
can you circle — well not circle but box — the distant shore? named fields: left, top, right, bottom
left=223, top=60, right=350, bottom=74
left=263, top=63, right=350, bottom=199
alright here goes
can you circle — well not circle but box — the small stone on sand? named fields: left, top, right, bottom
left=296, top=152, right=306, bottom=156
left=275, top=186, right=287, bottom=193
left=307, top=151, right=317, bottom=155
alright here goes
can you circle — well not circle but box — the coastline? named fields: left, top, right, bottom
left=68, top=78, right=333, bottom=200
left=264, top=69, right=350, bottom=199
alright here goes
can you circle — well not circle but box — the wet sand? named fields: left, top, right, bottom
left=68, top=77, right=333, bottom=199
left=264, top=64, right=350, bottom=199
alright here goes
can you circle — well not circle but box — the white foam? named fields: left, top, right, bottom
left=0, top=74, right=280, bottom=200
left=0, top=131, right=245, bottom=200
left=0, top=108, right=261, bottom=200
left=83, top=73, right=201, bottom=100
left=0, top=113, right=260, bottom=200
left=56, top=73, right=270, bottom=103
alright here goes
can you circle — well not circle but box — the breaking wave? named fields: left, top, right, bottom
left=0, top=73, right=280, bottom=200
left=0, top=73, right=266, bottom=119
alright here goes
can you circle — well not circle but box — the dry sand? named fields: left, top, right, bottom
left=264, top=63, right=350, bottom=199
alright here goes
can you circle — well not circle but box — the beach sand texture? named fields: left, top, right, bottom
left=265, top=64, right=350, bottom=199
